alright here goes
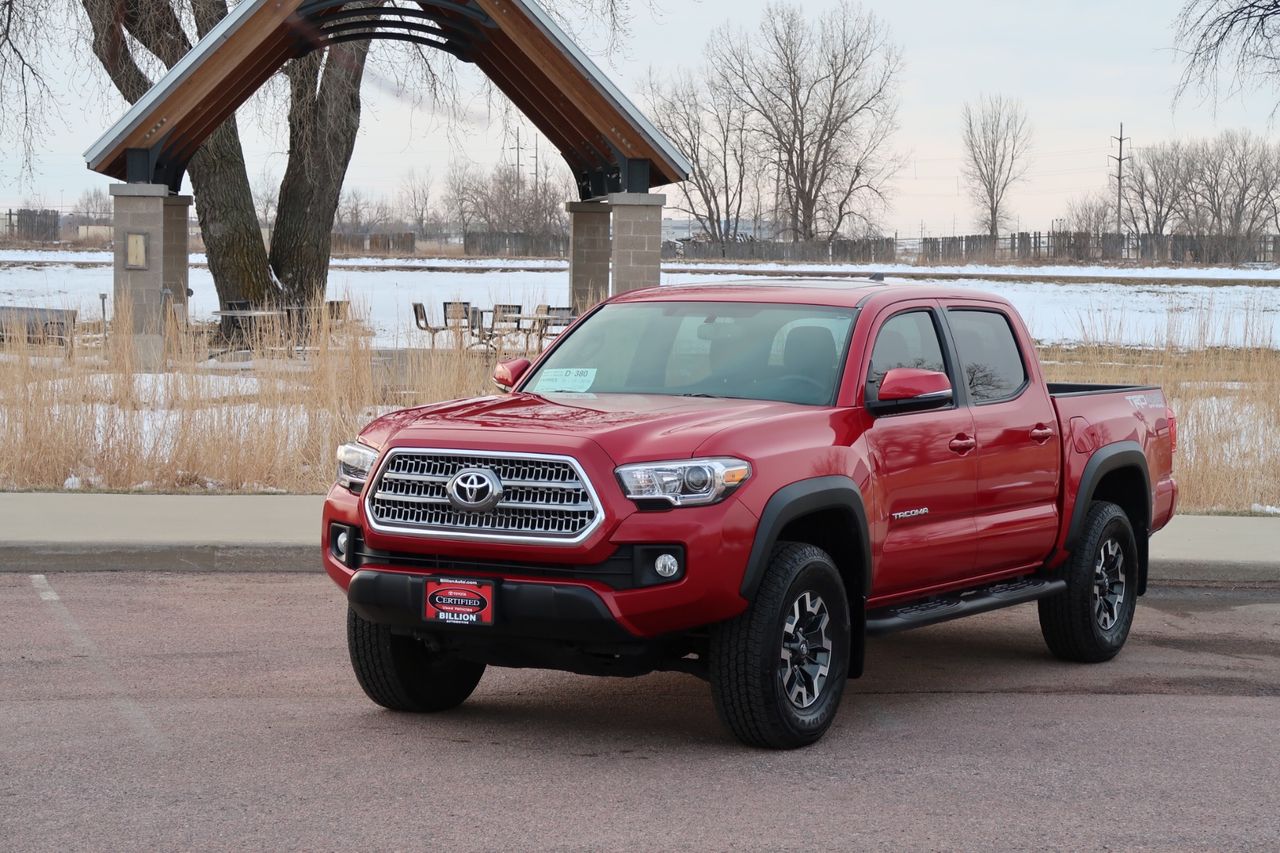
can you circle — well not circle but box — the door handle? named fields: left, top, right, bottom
left=948, top=434, right=976, bottom=454
left=1030, top=425, right=1054, bottom=443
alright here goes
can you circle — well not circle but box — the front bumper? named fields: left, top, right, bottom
left=347, top=569, right=637, bottom=643
left=323, top=480, right=759, bottom=638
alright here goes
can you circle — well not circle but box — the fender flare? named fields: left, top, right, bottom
left=1066, top=440, right=1152, bottom=550
left=739, top=475, right=872, bottom=601
left=1068, top=440, right=1153, bottom=595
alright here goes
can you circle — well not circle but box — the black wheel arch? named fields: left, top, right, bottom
left=740, top=475, right=872, bottom=677
left=1067, top=440, right=1152, bottom=594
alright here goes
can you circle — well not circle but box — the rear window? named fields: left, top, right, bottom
left=946, top=309, right=1027, bottom=403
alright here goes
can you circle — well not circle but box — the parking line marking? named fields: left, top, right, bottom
left=30, top=573, right=59, bottom=601
left=29, top=574, right=169, bottom=751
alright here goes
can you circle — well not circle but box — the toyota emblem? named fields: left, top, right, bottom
left=446, top=468, right=503, bottom=512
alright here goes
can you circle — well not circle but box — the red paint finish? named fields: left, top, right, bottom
left=323, top=282, right=1176, bottom=641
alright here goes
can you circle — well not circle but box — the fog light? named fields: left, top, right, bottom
left=335, top=530, right=349, bottom=557
left=654, top=553, right=679, bottom=578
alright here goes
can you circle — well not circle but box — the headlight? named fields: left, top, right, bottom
left=615, top=457, right=751, bottom=507
left=336, top=442, right=378, bottom=492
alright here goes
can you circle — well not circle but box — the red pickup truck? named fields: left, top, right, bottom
left=323, top=281, right=1177, bottom=748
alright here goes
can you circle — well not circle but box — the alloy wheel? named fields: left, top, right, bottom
left=1093, top=537, right=1127, bottom=631
left=778, top=590, right=833, bottom=709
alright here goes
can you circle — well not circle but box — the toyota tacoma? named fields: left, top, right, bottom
left=323, top=280, right=1178, bottom=748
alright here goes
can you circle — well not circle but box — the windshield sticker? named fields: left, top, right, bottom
left=534, top=368, right=597, bottom=393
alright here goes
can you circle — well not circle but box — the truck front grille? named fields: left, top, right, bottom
left=365, top=449, right=603, bottom=543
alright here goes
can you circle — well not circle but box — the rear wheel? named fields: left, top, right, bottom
left=710, top=543, right=851, bottom=749
left=347, top=606, right=485, bottom=711
left=1038, top=501, right=1138, bottom=663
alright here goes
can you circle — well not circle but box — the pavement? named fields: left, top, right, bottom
left=3, top=492, right=1278, bottom=582
left=1, top=572, right=1276, bottom=849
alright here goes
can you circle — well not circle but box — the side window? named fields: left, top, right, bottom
left=947, top=309, right=1028, bottom=403
left=866, top=310, right=947, bottom=402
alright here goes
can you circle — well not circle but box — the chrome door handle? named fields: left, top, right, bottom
left=948, top=435, right=976, bottom=454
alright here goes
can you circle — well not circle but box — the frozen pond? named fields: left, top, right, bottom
left=2, top=255, right=1277, bottom=349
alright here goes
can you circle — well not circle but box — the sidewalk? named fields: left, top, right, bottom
left=2, top=493, right=1277, bottom=582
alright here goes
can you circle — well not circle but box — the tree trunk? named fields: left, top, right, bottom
left=187, top=120, right=278, bottom=305
left=270, top=41, right=371, bottom=304
left=81, top=0, right=276, bottom=308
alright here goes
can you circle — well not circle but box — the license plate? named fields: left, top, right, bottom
left=424, top=577, right=495, bottom=627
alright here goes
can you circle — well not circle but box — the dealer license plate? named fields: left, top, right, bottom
left=424, top=577, right=496, bottom=627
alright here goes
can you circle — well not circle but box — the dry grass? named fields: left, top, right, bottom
left=1038, top=304, right=1280, bottom=514
left=0, top=309, right=495, bottom=494
left=1, top=301, right=1276, bottom=513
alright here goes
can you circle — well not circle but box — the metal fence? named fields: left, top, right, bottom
left=918, top=232, right=1280, bottom=265
left=2, top=209, right=60, bottom=242
left=663, top=238, right=897, bottom=264
left=462, top=232, right=568, bottom=258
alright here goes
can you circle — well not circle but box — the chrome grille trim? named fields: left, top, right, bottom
left=364, top=448, right=604, bottom=545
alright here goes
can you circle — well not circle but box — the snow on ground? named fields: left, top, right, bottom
left=3, top=258, right=1279, bottom=348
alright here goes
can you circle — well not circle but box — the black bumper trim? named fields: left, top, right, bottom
left=346, top=569, right=639, bottom=643
left=333, top=525, right=684, bottom=590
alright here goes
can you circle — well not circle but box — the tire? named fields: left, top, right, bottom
left=346, top=606, right=485, bottom=711
left=709, top=542, right=852, bottom=749
left=1039, top=501, right=1139, bottom=663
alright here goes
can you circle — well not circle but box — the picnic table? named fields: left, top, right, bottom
left=0, top=306, right=78, bottom=356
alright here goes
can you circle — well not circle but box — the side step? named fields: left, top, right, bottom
left=865, top=577, right=1066, bottom=636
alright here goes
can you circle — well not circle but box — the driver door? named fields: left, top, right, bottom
left=860, top=302, right=978, bottom=598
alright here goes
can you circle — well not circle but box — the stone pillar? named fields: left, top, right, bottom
left=566, top=200, right=612, bottom=312
left=607, top=192, right=665, bottom=296
left=110, top=184, right=190, bottom=369
left=162, top=195, right=192, bottom=323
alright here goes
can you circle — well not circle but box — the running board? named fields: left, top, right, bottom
left=865, top=577, right=1066, bottom=636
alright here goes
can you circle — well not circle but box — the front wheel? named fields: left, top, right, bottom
left=1038, top=501, right=1139, bottom=663
left=709, top=542, right=851, bottom=749
left=347, top=607, right=485, bottom=711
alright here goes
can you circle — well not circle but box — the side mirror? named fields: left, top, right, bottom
left=868, top=368, right=953, bottom=415
left=493, top=358, right=531, bottom=391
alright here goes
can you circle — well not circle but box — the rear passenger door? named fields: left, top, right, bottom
left=942, top=304, right=1060, bottom=573
left=861, top=302, right=978, bottom=597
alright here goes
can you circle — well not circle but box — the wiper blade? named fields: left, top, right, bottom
left=681, top=393, right=720, bottom=398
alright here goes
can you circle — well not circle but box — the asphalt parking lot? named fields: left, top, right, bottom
left=2, top=572, right=1278, bottom=850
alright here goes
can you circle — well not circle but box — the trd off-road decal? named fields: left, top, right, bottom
left=424, top=578, right=495, bottom=626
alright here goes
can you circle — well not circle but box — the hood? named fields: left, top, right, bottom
left=360, top=392, right=814, bottom=463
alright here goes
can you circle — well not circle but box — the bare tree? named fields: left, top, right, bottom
left=1176, top=1, right=1280, bottom=108
left=73, top=187, right=113, bottom=224
left=399, top=169, right=435, bottom=238
left=252, top=165, right=279, bottom=231
left=1124, top=142, right=1187, bottom=236
left=1175, top=130, right=1278, bottom=261
left=645, top=65, right=750, bottom=250
left=960, top=94, right=1032, bottom=238
left=1066, top=192, right=1112, bottom=239
left=710, top=1, right=901, bottom=242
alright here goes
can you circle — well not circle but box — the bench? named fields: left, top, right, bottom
left=0, top=306, right=77, bottom=356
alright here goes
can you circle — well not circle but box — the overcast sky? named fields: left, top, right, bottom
left=3, top=0, right=1276, bottom=236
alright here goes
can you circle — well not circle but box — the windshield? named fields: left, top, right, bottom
left=523, top=301, right=857, bottom=406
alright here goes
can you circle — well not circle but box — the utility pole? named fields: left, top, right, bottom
left=1110, top=122, right=1130, bottom=256
left=508, top=126, right=523, bottom=202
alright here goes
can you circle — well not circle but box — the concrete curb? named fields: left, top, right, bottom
left=8, top=544, right=317, bottom=573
